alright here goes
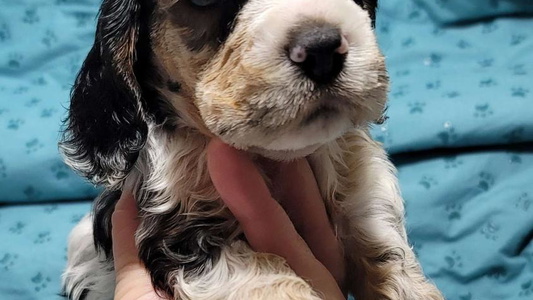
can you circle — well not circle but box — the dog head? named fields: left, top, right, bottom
left=61, top=0, right=387, bottom=185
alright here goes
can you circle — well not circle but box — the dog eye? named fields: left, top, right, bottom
left=190, top=0, right=220, bottom=7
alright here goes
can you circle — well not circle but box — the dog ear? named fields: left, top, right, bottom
left=355, top=0, right=378, bottom=26
left=61, top=0, right=149, bottom=186
left=364, top=0, right=378, bottom=26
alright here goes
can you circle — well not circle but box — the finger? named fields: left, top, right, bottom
left=207, top=139, right=344, bottom=299
left=272, top=159, right=346, bottom=287
left=207, top=139, right=299, bottom=254
left=206, top=139, right=273, bottom=225
left=111, top=191, right=142, bottom=272
left=111, top=192, right=167, bottom=300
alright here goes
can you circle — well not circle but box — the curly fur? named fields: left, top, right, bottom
left=61, top=0, right=444, bottom=299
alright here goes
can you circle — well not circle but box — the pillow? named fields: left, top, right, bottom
left=0, top=1, right=100, bottom=203
left=413, top=0, right=533, bottom=25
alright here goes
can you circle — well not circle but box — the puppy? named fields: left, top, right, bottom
left=61, top=0, right=444, bottom=299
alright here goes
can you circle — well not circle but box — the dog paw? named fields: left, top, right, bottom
left=24, top=185, right=42, bottom=201
left=474, top=103, right=493, bottom=118
left=419, top=175, right=438, bottom=190
left=7, top=53, right=23, bottom=69
left=520, top=280, right=533, bottom=297
left=479, top=78, right=497, bottom=88
left=478, top=57, right=494, bottom=68
left=424, top=53, right=443, bottom=67
left=515, top=193, right=531, bottom=212
left=0, top=253, right=19, bottom=271
left=22, top=8, right=40, bottom=24
left=477, top=172, right=495, bottom=191
left=41, top=108, right=57, bottom=118
left=25, top=97, right=41, bottom=107
left=42, top=30, right=58, bottom=48
left=480, top=221, right=500, bottom=240
left=7, top=119, right=24, bottom=130
left=408, top=101, right=426, bottom=114
left=51, top=163, right=70, bottom=180
left=445, top=203, right=462, bottom=220
left=34, top=231, right=52, bottom=244
left=457, top=39, right=471, bottom=49
left=511, top=34, right=526, bottom=46
left=444, top=250, right=463, bottom=269
left=44, top=204, right=59, bottom=214
left=443, top=155, right=463, bottom=169
left=8, top=221, right=26, bottom=234
left=437, top=123, right=459, bottom=145
left=25, top=138, right=44, bottom=154
left=0, top=23, right=10, bottom=42
left=512, top=87, right=529, bottom=98
left=31, top=272, right=51, bottom=292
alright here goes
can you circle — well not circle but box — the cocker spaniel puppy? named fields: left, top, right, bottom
left=61, top=0, right=444, bottom=299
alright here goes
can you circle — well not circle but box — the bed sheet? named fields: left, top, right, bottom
left=0, top=0, right=531, bottom=299
left=1, top=149, right=532, bottom=300
left=0, top=201, right=91, bottom=300
left=0, top=0, right=100, bottom=203
left=396, top=147, right=533, bottom=299
left=370, top=0, right=533, bottom=154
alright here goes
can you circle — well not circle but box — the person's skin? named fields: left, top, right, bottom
left=112, top=138, right=346, bottom=300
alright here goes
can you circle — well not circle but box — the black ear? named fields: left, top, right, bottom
left=365, top=0, right=378, bottom=26
left=355, top=0, right=378, bottom=26
left=61, top=0, right=149, bottom=186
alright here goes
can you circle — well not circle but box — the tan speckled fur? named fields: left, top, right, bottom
left=63, top=0, right=444, bottom=299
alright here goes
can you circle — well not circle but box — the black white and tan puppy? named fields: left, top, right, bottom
left=61, top=0, right=444, bottom=299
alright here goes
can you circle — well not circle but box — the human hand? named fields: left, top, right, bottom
left=111, top=139, right=346, bottom=300
left=111, top=191, right=166, bottom=300
left=207, top=139, right=346, bottom=300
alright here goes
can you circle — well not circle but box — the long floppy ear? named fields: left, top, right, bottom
left=364, top=0, right=378, bottom=26
left=355, top=0, right=378, bottom=26
left=60, top=0, right=149, bottom=186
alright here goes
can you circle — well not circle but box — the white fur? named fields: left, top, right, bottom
left=62, top=215, right=115, bottom=300
left=63, top=0, right=443, bottom=298
left=64, top=128, right=443, bottom=300
left=262, top=110, right=352, bottom=151
left=174, top=241, right=322, bottom=300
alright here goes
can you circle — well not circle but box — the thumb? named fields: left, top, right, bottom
left=111, top=191, right=141, bottom=272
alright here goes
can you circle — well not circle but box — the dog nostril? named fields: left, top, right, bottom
left=289, top=45, right=307, bottom=63
left=288, top=24, right=348, bottom=84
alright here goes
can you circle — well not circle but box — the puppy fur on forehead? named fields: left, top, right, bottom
left=61, top=0, right=444, bottom=299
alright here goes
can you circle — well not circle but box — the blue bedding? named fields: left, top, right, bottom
left=1, top=0, right=532, bottom=299
left=0, top=201, right=91, bottom=300
left=0, top=0, right=99, bottom=202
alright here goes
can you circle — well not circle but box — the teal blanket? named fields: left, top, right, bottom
left=369, top=1, right=533, bottom=299
left=1, top=0, right=532, bottom=299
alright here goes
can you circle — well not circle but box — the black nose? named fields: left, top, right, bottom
left=288, top=24, right=348, bottom=84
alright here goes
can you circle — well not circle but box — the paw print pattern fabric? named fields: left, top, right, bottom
left=370, top=1, right=533, bottom=299
left=0, top=0, right=532, bottom=299
left=0, top=0, right=101, bottom=202
left=0, top=201, right=91, bottom=299
left=371, top=1, right=533, bottom=154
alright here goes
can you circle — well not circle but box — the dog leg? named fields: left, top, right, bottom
left=62, top=214, right=115, bottom=300
left=312, top=130, right=443, bottom=300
